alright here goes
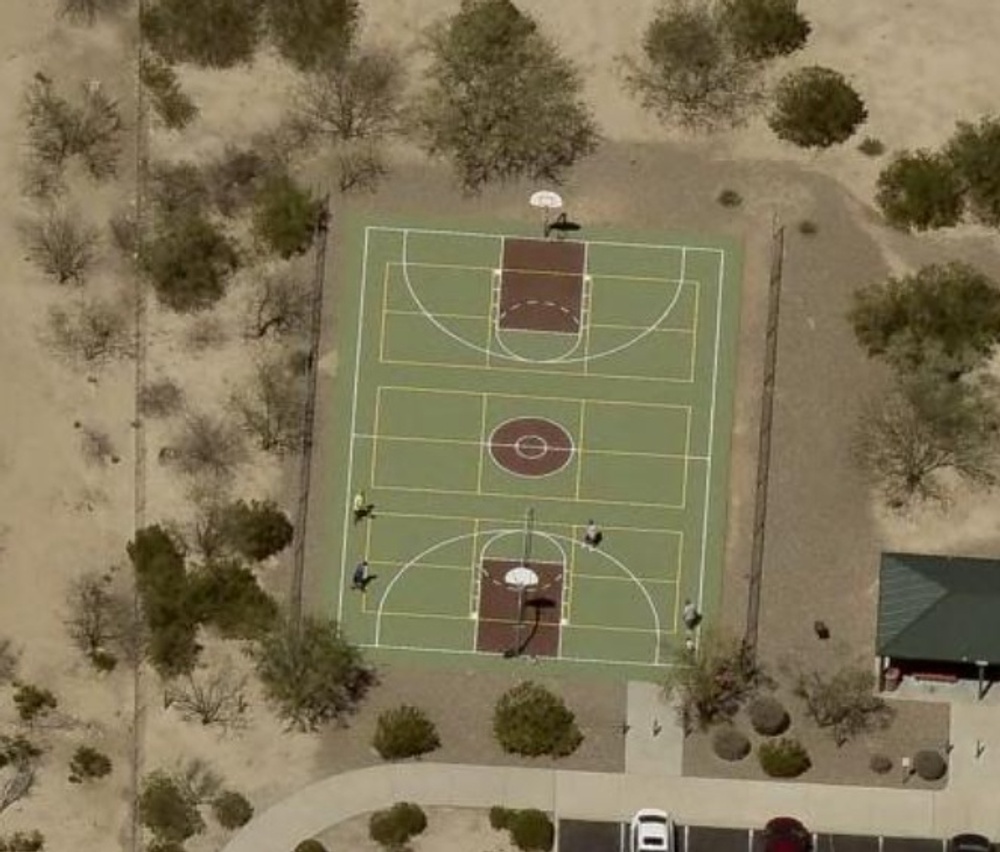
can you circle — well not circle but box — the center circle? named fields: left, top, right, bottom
left=489, top=417, right=574, bottom=477
left=515, top=435, right=548, bottom=459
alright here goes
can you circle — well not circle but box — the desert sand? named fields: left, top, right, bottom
left=2, top=1, right=1000, bottom=850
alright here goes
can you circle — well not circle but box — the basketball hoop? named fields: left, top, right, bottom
left=504, top=565, right=539, bottom=590
left=529, top=190, right=564, bottom=237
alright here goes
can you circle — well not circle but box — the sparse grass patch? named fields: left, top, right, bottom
left=858, top=136, right=885, bottom=156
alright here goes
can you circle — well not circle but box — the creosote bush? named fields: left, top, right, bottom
left=711, top=727, right=751, bottom=762
left=293, top=842, right=327, bottom=852
left=373, top=705, right=441, bottom=760
left=858, top=136, right=885, bottom=156
left=716, top=188, right=742, bottom=207
left=493, top=681, right=583, bottom=758
left=0, top=830, right=45, bottom=852
left=13, top=684, right=57, bottom=724
left=757, top=737, right=811, bottom=778
left=913, top=749, right=947, bottom=781
left=747, top=696, right=790, bottom=736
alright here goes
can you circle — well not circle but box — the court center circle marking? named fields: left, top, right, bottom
left=514, top=435, right=547, bottom=460
left=399, top=230, right=689, bottom=366
left=487, top=417, right=574, bottom=479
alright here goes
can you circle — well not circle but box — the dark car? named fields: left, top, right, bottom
left=763, top=818, right=811, bottom=852
left=949, top=834, right=992, bottom=852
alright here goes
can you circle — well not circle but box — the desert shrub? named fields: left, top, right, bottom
left=493, top=681, right=582, bottom=758
left=747, top=696, right=790, bottom=736
left=141, top=55, right=199, bottom=130
left=150, top=161, right=209, bottom=217
left=211, top=790, right=254, bottom=829
left=0, top=736, right=42, bottom=768
left=171, top=413, right=246, bottom=479
left=875, top=149, right=964, bottom=231
left=245, top=269, right=312, bottom=340
left=717, top=188, right=742, bottom=207
left=142, top=0, right=264, bottom=68
left=508, top=810, right=554, bottom=852
left=719, top=0, right=810, bottom=60
left=769, top=66, right=866, bottom=148
left=797, top=219, right=818, bottom=235
left=216, top=499, right=294, bottom=561
left=68, top=745, right=112, bottom=782
left=945, top=115, right=1000, bottom=226
left=869, top=753, right=893, bottom=775
left=293, top=841, right=327, bottom=852
left=373, top=705, right=441, bottom=760
left=858, top=136, right=885, bottom=156
left=758, top=737, right=811, bottom=778
left=145, top=214, right=239, bottom=312
left=712, top=727, right=751, bottom=761
left=231, top=356, right=307, bottom=453
left=335, top=141, right=388, bottom=193
left=187, top=559, right=278, bottom=639
left=58, top=0, right=130, bottom=24
left=913, top=749, right=947, bottom=781
left=624, top=0, right=761, bottom=130
left=0, top=831, right=45, bottom=852
left=46, top=295, right=132, bottom=364
left=368, top=802, right=427, bottom=851
left=139, top=379, right=185, bottom=418
left=205, top=146, right=276, bottom=217
left=490, top=807, right=512, bottom=830
left=20, top=209, right=98, bottom=285
left=253, top=173, right=320, bottom=258
left=139, top=770, right=205, bottom=843
left=794, top=666, right=894, bottom=746
left=13, top=684, right=57, bottom=724
left=265, top=0, right=360, bottom=71
left=417, top=0, right=598, bottom=191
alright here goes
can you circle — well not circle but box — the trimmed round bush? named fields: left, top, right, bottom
left=869, top=754, right=893, bottom=775
left=490, top=806, right=513, bottom=830
left=493, top=681, right=583, bottom=758
left=769, top=66, right=866, bottom=148
left=913, top=749, right=947, bottom=781
left=758, top=737, right=811, bottom=778
left=211, top=790, right=254, bottom=829
left=369, top=802, right=427, bottom=850
left=294, top=841, right=327, bottom=852
left=509, top=809, right=555, bottom=852
left=747, top=696, right=790, bottom=736
left=373, top=705, right=441, bottom=760
left=712, top=727, right=751, bottom=762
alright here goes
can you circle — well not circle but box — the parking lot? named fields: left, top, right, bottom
left=559, top=820, right=948, bottom=852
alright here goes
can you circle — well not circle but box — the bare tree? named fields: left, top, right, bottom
left=65, top=571, right=132, bottom=667
left=166, top=666, right=248, bottom=728
left=244, top=268, right=311, bottom=340
left=335, top=141, right=388, bottom=194
left=0, top=763, right=35, bottom=815
left=0, top=639, right=19, bottom=684
left=20, top=208, right=99, bottom=284
left=296, top=47, right=404, bottom=142
left=231, top=356, right=306, bottom=453
left=169, top=413, right=247, bottom=479
left=45, top=295, right=133, bottom=364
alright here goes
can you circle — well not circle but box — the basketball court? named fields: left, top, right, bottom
left=324, top=211, right=741, bottom=676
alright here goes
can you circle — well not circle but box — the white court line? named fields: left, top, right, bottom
left=337, top=227, right=372, bottom=624
left=359, top=642, right=682, bottom=669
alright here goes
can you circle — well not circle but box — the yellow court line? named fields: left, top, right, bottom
left=590, top=272, right=700, bottom=286
left=686, top=280, right=701, bottom=383
left=372, top=509, right=684, bottom=537
left=672, top=530, right=686, bottom=632
left=368, top=386, right=384, bottom=489
left=386, top=308, right=489, bottom=322
left=377, top=383, right=691, bottom=413
left=485, top=268, right=498, bottom=367
left=571, top=572, right=678, bottom=586
left=378, top=263, right=391, bottom=364
left=590, top=322, right=696, bottom=335
left=380, top=355, right=695, bottom=385
left=386, top=260, right=495, bottom=273
left=564, top=524, right=578, bottom=627
left=375, top=608, right=665, bottom=636
left=375, top=482, right=686, bottom=510
left=678, top=406, right=693, bottom=510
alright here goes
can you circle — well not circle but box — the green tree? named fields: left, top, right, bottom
left=139, top=771, right=205, bottom=844
left=141, top=55, right=199, bottom=130
left=875, top=149, right=964, bottom=231
left=58, top=0, right=130, bottom=24
left=623, top=0, right=760, bottom=130
left=368, top=803, right=427, bottom=851
left=373, top=705, right=441, bottom=760
left=848, top=262, right=1000, bottom=378
left=249, top=615, right=374, bottom=730
left=793, top=665, right=895, bottom=745
left=493, top=681, right=583, bottom=757
left=769, top=66, right=866, bottom=147
left=417, top=0, right=598, bottom=192
left=187, top=560, right=278, bottom=639
left=945, top=115, right=1000, bottom=226
left=216, top=500, right=294, bottom=561
left=252, top=173, right=320, bottom=258
left=853, top=374, right=1000, bottom=507
left=211, top=790, right=254, bottom=829
left=265, top=0, right=360, bottom=71
left=142, top=0, right=264, bottom=68
left=719, top=0, right=810, bottom=60
left=145, top=214, right=239, bottom=312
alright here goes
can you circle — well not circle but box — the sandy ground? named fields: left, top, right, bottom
left=3, top=1, right=1000, bottom=850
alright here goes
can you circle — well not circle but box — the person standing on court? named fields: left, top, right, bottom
left=353, top=490, right=374, bottom=524
left=352, top=560, right=369, bottom=591
left=583, top=520, right=603, bottom=550
left=682, top=599, right=701, bottom=631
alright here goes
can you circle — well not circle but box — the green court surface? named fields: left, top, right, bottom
left=324, top=216, right=742, bottom=678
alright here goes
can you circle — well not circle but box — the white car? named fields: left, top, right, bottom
left=630, top=809, right=675, bottom=852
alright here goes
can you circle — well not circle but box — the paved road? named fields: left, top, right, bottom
left=559, top=820, right=950, bottom=852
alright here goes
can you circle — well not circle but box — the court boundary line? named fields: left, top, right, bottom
left=359, top=642, right=684, bottom=669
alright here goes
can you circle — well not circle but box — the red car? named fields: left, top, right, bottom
left=762, top=818, right=812, bottom=852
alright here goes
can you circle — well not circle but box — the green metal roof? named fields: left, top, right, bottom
left=878, top=552, right=1000, bottom=664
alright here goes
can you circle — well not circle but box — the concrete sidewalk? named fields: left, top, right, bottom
left=222, top=760, right=1000, bottom=852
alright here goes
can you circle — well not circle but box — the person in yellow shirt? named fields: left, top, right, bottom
left=352, top=490, right=374, bottom=524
